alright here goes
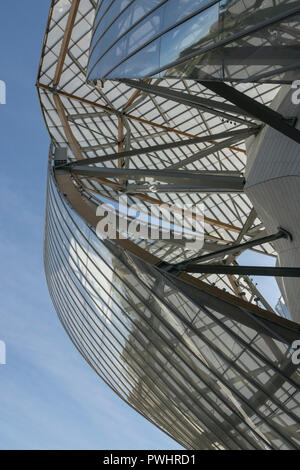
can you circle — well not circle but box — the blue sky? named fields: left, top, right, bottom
left=0, top=1, right=181, bottom=450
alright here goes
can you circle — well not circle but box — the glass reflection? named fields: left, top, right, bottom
left=44, top=169, right=300, bottom=450
left=160, top=5, right=218, bottom=69
left=88, top=0, right=300, bottom=83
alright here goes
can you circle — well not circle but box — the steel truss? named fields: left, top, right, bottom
left=37, top=0, right=300, bottom=452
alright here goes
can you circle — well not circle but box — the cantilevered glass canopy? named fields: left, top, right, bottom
left=38, top=0, right=300, bottom=450
left=88, top=0, right=300, bottom=82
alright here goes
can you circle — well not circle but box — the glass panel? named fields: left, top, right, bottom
left=160, top=4, right=219, bottom=69
left=164, top=10, right=300, bottom=81
left=92, top=0, right=114, bottom=48
left=90, top=0, right=164, bottom=73
left=90, top=6, right=164, bottom=80
left=127, top=8, right=163, bottom=54
left=89, top=36, right=128, bottom=79
left=220, top=0, right=300, bottom=39
left=91, top=0, right=133, bottom=52
left=89, top=0, right=300, bottom=82
left=162, top=0, right=215, bottom=30
left=44, top=169, right=300, bottom=450
left=108, top=40, right=160, bottom=78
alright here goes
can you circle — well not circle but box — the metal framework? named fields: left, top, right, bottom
left=199, top=81, right=300, bottom=144
left=170, top=227, right=292, bottom=269
left=38, top=0, right=300, bottom=451
left=182, top=265, right=300, bottom=277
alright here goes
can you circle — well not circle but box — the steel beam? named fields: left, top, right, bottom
left=70, top=165, right=243, bottom=181
left=165, top=272, right=300, bottom=345
left=169, top=134, right=250, bottom=169
left=121, top=79, right=256, bottom=126
left=67, top=111, right=113, bottom=120
left=124, top=181, right=244, bottom=193
left=201, top=46, right=300, bottom=65
left=123, top=78, right=151, bottom=111
left=200, top=81, right=300, bottom=144
left=182, top=265, right=300, bottom=277
left=73, top=128, right=259, bottom=164
left=172, top=228, right=291, bottom=269
left=37, top=83, right=246, bottom=151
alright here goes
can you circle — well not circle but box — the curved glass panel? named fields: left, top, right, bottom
left=89, top=2, right=165, bottom=80
left=44, top=169, right=300, bottom=450
left=108, top=39, right=160, bottom=78
left=88, top=0, right=300, bottom=83
left=159, top=4, right=219, bottom=70
left=90, top=0, right=164, bottom=62
left=162, top=0, right=214, bottom=30
left=38, top=0, right=300, bottom=450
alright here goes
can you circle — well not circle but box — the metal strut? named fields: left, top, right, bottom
left=173, top=227, right=292, bottom=270
left=199, top=81, right=300, bottom=145
left=181, top=265, right=300, bottom=277
left=158, top=228, right=294, bottom=276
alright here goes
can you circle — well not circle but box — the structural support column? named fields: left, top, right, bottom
left=200, top=81, right=300, bottom=144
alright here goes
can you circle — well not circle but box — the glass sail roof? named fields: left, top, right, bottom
left=38, top=0, right=300, bottom=450
left=37, top=0, right=288, bottom=309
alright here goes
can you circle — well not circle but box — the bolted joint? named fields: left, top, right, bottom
left=277, top=227, right=293, bottom=242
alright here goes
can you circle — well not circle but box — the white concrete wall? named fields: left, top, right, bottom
left=245, top=85, right=300, bottom=323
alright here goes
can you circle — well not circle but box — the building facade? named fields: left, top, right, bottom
left=38, top=0, right=300, bottom=450
left=88, top=0, right=300, bottom=82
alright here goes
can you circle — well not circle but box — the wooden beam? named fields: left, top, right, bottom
left=53, top=0, right=80, bottom=87
left=53, top=94, right=83, bottom=160
left=55, top=171, right=300, bottom=340
left=38, top=83, right=113, bottom=113
left=37, top=83, right=246, bottom=153
left=56, top=172, right=159, bottom=264
left=227, top=274, right=245, bottom=297
left=53, top=95, right=122, bottom=190
left=48, top=90, right=251, bottom=237
left=51, top=95, right=292, bottom=333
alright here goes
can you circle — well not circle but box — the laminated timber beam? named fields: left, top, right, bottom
left=53, top=0, right=80, bottom=87
left=54, top=170, right=300, bottom=345
left=36, top=83, right=247, bottom=153
left=51, top=89, right=246, bottom=233
left=49, top=80, right=299, bottom=344
left=71, top=128, right=258, bottom=165
left=121, top=79, right=256, bottom=126
left=123, top=78, right=151, bottom=111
